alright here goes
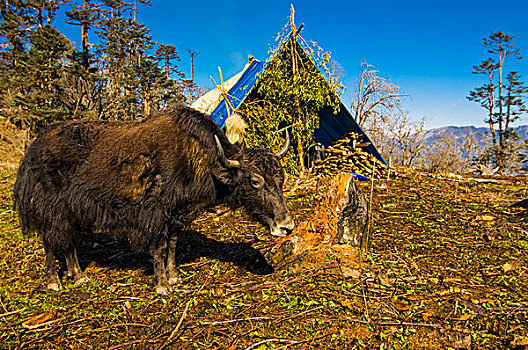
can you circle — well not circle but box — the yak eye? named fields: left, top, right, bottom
left=250, top=174, right=264, bottom=189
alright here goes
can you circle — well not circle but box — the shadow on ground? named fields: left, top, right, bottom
left=70, top=230, right=274, bottom=279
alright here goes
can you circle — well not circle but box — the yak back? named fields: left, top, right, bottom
left=77, top=106, right=236, bottom=199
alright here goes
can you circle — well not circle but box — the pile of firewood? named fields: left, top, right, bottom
left=313, top=132, right=387, bottom=179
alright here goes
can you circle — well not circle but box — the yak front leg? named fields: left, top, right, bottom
left=43, top=242, right=61, bottom=291
left=150, top=237, right=171, bottom=295
left=167, top=235, right=180, bottom=285
left=65, top=247, right=90, bottom=285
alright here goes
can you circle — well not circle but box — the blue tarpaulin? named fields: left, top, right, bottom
left=209, top=59, right=267, bottom=127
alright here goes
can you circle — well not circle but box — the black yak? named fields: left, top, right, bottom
left=13, top=106, right=294, bottom=294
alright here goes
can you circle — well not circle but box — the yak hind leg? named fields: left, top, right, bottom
left=150, top=237, right=171, bottom=295
left=167, top=235, right=180, bottom=285
left=65, top=247, right=90, bottom=285
left=43, top=243, right=61, bottom=291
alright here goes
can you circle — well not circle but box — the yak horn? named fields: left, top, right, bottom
left=276, top=129, right=290, bottom=159
left=214, top=135, right=240, bottom=168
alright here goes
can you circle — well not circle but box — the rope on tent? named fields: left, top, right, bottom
left=210, top=67, right=248, bottom=144
left=209, top=67, right=237, bottom=119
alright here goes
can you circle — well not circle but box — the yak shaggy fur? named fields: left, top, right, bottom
left=13, top=105, right=293, bottom=294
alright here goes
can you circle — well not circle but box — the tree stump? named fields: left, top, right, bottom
left=266, top=173, right=371, bottom=269
left=333, top=177, right=370, bottom=250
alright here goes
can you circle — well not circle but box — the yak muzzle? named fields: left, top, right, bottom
left=270, top=217, right=295, bottom=237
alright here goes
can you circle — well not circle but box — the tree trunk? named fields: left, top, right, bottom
left=81, top=0, right=89, bottom=69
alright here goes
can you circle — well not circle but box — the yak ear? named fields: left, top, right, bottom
left=212, top=165, right=238, bottom=186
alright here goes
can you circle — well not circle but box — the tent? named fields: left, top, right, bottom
left=192, top=38, right=387, bottom=167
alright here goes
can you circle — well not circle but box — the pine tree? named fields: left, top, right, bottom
left=468, top=31, right=526, bottom=173
left=0, top=0, right=34, bottom=54
left=503, top=71, right=527, bottom=136
left=1, top=0, right=186, bottom=129
left=63, top=0, right=107, bottom=120
left=13, top=25, right=72, bottom=132
left=482, top=32, right=522, bottom=145
left=28, top=0, right=61, bottom=28
left=155, top=43, right=185, bottom=107
left=97, top=0, right=137, bottom=120
left=156, top=44, right=183, bottom=80
left=98, top=9, right=183, bottom=119
left=468, top=58, right=498, bottom=147
left=1, top=1, right=72, bottom=131
left=0, top=0, right=36, bottom=111
left=65, top=0, right=99, bottom=70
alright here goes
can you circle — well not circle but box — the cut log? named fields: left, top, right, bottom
left=313, top=132, right=387, bottom=179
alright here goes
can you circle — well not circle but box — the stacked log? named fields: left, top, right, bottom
left=313, top=132, right=387, bottom=179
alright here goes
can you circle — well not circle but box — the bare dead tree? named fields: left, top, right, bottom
left=351, top=61, right=407, bottom=128
left=422, top=136, right=464, bottom=174
left=462, top=130, right=479, bottom=171
left=371, top=113, right=426, bottom=168
left=328, top=59, right=345, bottom=85
left=189, top=49, right=198, bottom=105
left=414, top=128, right=485, bottom=174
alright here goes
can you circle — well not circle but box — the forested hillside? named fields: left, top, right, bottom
left=0, top=0, right=189, bottom=133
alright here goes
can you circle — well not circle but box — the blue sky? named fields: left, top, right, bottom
left=62, top=0, right=528, bottom=129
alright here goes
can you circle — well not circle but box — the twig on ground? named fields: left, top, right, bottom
left=196, top=316, right=273, bottom=327
left=244, top=338, right=299, bottom=350
left=271, top=305, right=324, bottom=325
left=0, top=308, right=25, bottom=317
left=109, top=339, right=158, bottom=350
left=157, top=300, right=191, bottom=350
left=330, top=318, right=442, bottom=328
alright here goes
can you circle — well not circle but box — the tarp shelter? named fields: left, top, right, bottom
left=192, top=42, right=387, bottom=167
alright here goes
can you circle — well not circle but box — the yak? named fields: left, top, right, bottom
left=13, top=105, right=294, bottom=294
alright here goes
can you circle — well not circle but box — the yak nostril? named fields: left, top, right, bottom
left=271, top=218, right=294, bottom=237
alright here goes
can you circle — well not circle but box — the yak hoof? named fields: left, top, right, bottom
left=47, top=282, right=61, bottom=291
left=75, top=276, right=90, bottom=285
left=155, top=284, right=171, bottom=295
left=168, top=276, right=180, bottom=285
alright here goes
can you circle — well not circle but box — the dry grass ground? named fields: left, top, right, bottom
left=0, top=165, right=526, bottom=349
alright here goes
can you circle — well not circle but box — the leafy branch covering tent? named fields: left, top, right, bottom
left=192, top=33, right=387, bottom=167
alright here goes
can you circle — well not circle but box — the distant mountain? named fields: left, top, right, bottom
left=421, top=125, right=528, bottom=148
